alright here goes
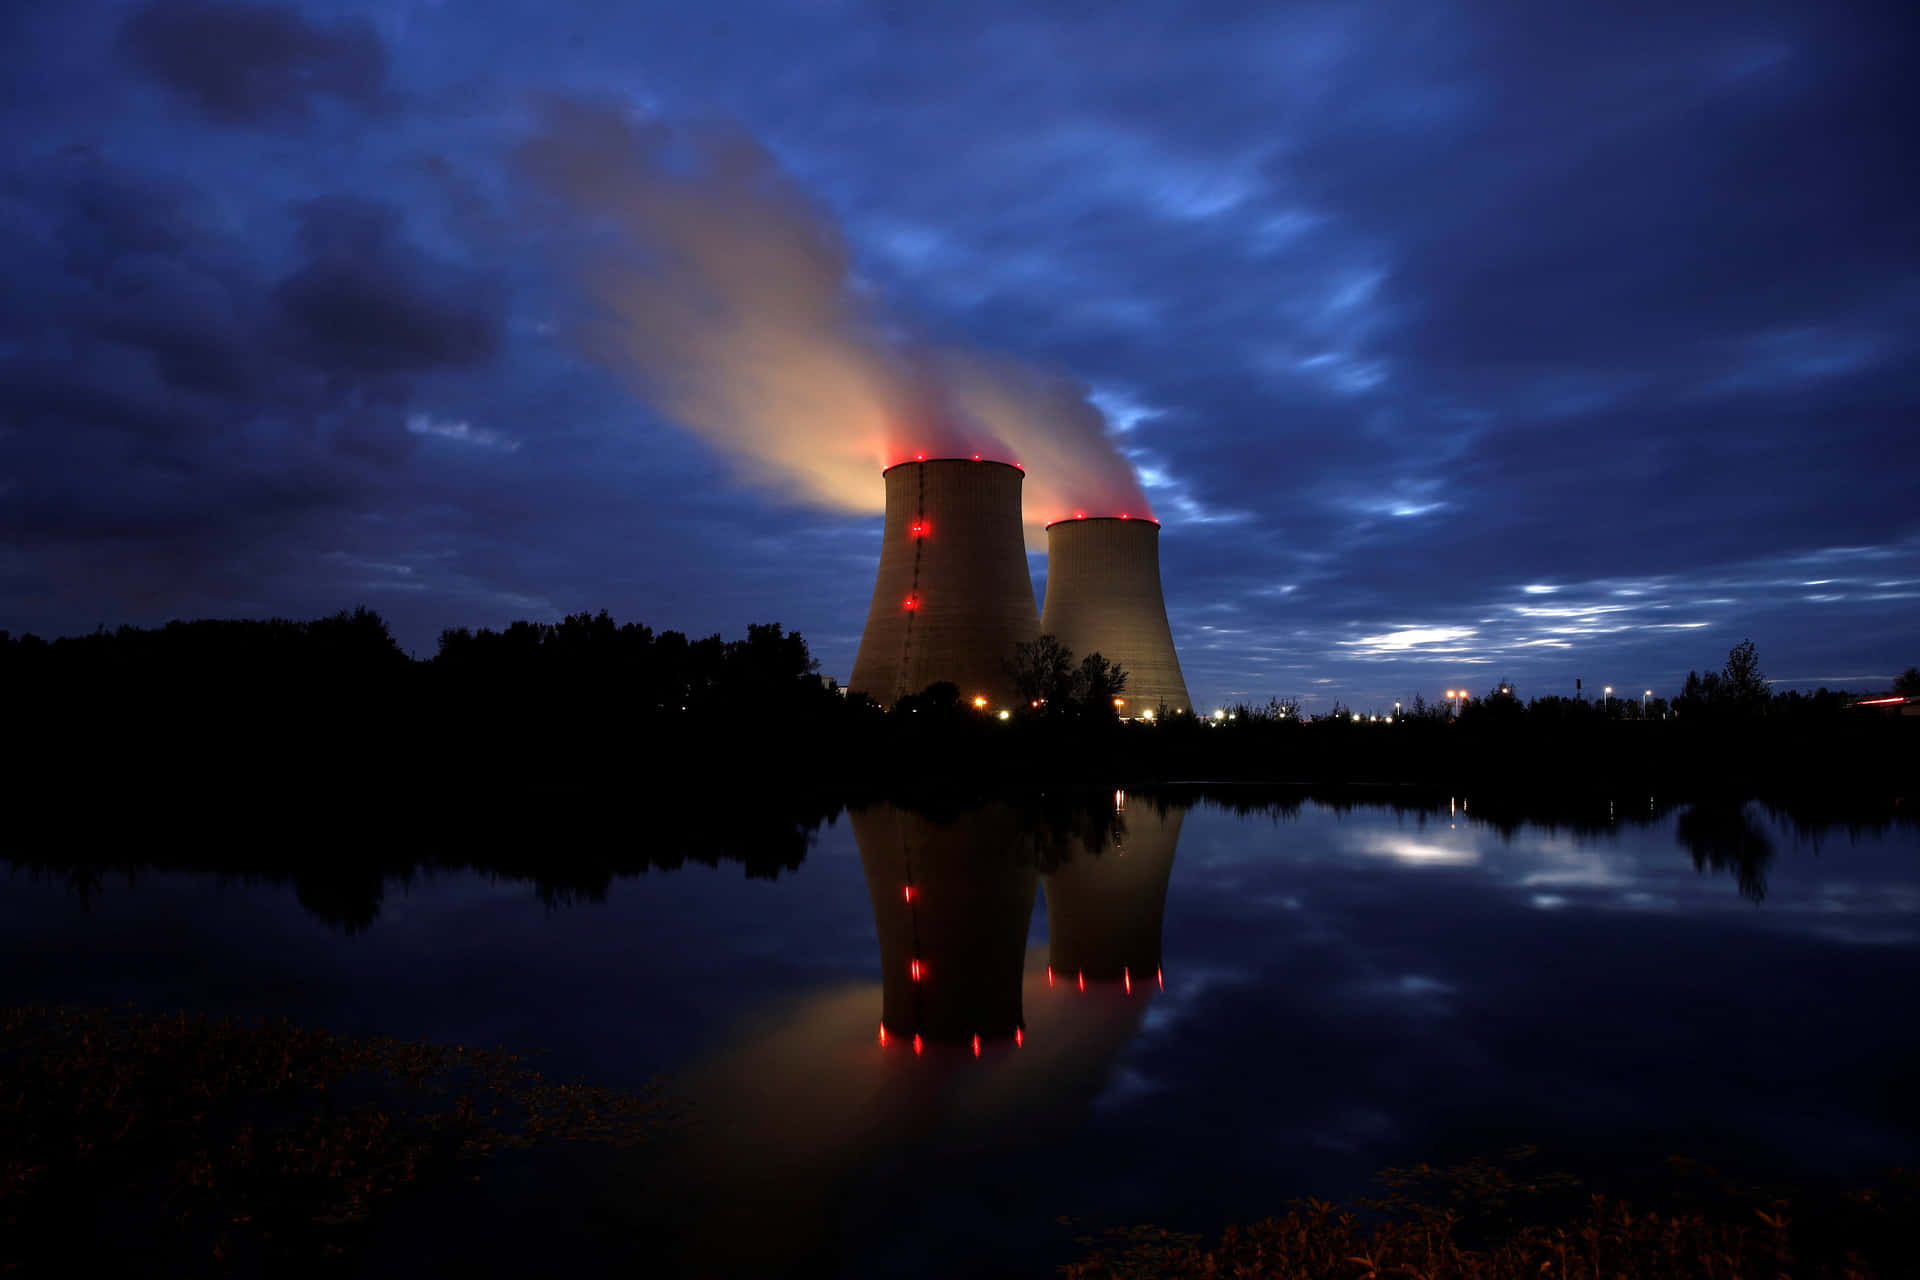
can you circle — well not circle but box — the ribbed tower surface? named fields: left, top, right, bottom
left=1040, top=517, right=1191, bottom=716
left=851, top=804, right=1039, bottom=1045
left=849, top=459, right=1040, bottom=709
left=1044, top=801, right=1184, bottom=983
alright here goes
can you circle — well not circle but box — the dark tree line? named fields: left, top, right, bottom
left=431, top=610, right=833, bottom=721
left=4, top=618, right=1911, bottom=798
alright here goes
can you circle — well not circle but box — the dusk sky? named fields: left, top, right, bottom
left=3, top=0, right=1914, bottom=712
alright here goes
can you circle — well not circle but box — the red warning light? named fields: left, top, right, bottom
left=972, top=454, right=981, bottom=460
left=1077, top=971, right=1086, bottom=992
left=903, top=885, right=914, bottom=903
left=910, top=959, right=923, bottom=981
left=1014, top=1027, right=1024, bottom=1047
left=915, top=453, right=925, bottom=460
left=903, top=595, right=919, bottom=610
left=1157, top=967, right=1165, bottom=991
left=912, top=1034, right=923, bottom=1055
left=971, top=1034, right=981, bottom=1057
left=1124, top=966, right=1132, bottom=995
left=1047, top=966, right=1054, bottom=987
left=1120, top=513, right=1129, bottom=519
left=878, top=1023, right=888, bottom=1046
left=1013, top=462, right=1023, bottom=468
left=1074, top=511, right=1086, bottom=519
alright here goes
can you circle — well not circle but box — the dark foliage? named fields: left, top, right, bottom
left=0, top=1005, right=661, bottom=1273
left=1063, top=1147, right=1920, bottom=1279
left=3, top=617, right=1912, bottom=806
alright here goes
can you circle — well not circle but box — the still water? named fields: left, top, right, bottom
left=5, top=791, right=1918, bottom=1276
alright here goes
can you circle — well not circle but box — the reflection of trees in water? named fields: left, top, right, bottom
left=11, top=786, right=1908, bottom=926
left=1675, top=802, right=1776, bottom=902
left=4, top=789, right=844, bottom=933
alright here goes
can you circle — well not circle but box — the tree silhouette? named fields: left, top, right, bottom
left=1006, top=634, right=1076, bottom=709
left=1721, top=638, right=1768, bottom=711
left=1075, top=651, right=1129, bottom=716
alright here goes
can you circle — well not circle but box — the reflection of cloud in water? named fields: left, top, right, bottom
left=1355, top=835, right=1480, bottom=867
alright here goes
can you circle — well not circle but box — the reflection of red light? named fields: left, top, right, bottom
left=878, top=1023, right=888, bottom=1046
left=1077, top=971, right=1085, bottom=991
left=1124, top=967, right=1132, bottom=995
left=910, top=959, right=923, bottom=981
left=913, top=1034, right=923, bottom=1055
left=1157, top=967, right=1164, bottom=991
left=1015, top=1027, right=1024, bottom=1046
left=903, top=885, right=914, bottom=903
left=972, top=1035, right=981, bottom=1057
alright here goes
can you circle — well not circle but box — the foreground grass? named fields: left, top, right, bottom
left=1064, top=1149, right=1920, bottom=1279
left=1, top=1005, right=663, bottom=1272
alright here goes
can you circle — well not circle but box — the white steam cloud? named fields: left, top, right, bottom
left=516, top=96, right=1152, bottom=534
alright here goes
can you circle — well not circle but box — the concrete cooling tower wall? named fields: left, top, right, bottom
left=1040, top=516, right=1191, bottom=716
left=849, top=459, right=1040, bottom=709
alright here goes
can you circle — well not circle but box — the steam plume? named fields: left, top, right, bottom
left=516, top=96, right=1151, bottom=533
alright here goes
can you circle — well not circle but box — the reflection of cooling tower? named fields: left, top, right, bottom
left=849, top=459, right=1040, bottom=708
left=1044, top=800, right=1184, bottom=982
left=852, top=804, right=1038, bottom=1044
left=1041, top=517, right=1190, bottom=715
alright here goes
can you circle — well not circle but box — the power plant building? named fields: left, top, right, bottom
left=1040, top=516, right=1191, bottom=716
left=849, top=458, right=1040, bottom=708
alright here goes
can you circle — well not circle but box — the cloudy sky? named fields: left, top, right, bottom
left=2, top=0, right=1914, bottom=711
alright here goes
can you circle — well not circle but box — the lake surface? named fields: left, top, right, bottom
left=5, top=790, right=1918, bottom=1276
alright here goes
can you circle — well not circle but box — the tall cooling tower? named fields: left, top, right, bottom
left=849, top=458, right=1040, bottom=708
left=1040, top=517, right=1191, bottom=716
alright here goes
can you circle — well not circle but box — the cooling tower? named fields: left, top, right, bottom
left=850, top=458, right=1041, bottom=708
left=1044, top=797, right=1184, bottom=985
left=1040, top=516, right=1190, bottom=716
left=852, top=803, right=1038, bottom=1045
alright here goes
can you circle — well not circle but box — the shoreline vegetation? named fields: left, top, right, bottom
left=0, top=1004, right=663, bottom=1275
left=4, top=1003, right=1914, bottom=1277
left=1060, top=1147, right=1920, bottom=1280
left=3, top=609, right=1915, bottom=802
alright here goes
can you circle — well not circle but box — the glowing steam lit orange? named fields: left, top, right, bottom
left=518, top=98, right=1152, bottom=537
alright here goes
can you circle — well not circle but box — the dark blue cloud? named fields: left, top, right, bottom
left=0, top=0, right=1913, bottom=704
left=119, top=0, right=389, bottom=124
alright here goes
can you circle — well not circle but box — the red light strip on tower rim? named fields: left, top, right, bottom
left=1044, top=514, right=1162, bottom=529
left=881, top=456, right=1026, bottom=473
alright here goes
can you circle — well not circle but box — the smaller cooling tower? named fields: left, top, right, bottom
left=852, top=804, right=1038, bottom=1045
left=849, top=459, right=1040, bottom=709
left=1040, top=517, right=1190, bottom=716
